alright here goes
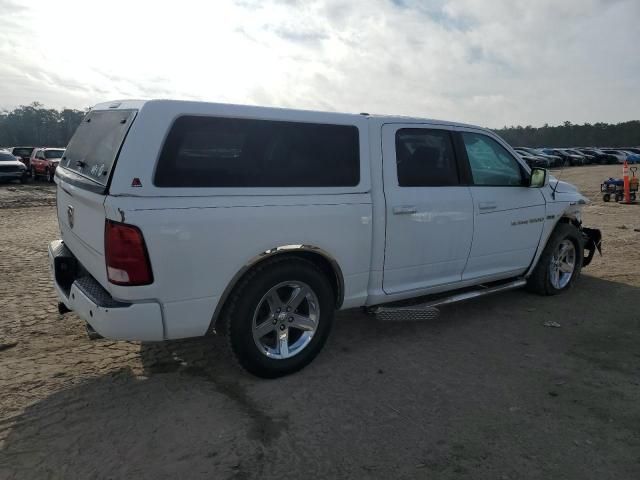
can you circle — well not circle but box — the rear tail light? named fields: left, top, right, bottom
left=105, top=220, right=153, bottom=286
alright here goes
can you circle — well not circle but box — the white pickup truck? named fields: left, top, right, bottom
left=49, top=100, right=601, bottom=377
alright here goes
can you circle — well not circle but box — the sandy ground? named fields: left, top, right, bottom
left=0, top=166, right=639, bottom=479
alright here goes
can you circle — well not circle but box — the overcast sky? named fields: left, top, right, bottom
left=0, top=0, right=638, bottom=128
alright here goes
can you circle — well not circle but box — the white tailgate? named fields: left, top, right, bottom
left=56, top=178, right=108, bottom=287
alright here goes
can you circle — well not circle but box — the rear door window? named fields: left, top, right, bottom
left=154, top=116, right=360, bottom=188
left=395, top=128, right=459, bottom=186
left=60, top=109, right=136, bottom=185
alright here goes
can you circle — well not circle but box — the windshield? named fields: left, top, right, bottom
left=45, top=149, right=64, bottom=159
left=60, top=109, right=136, bottom=185
left=12, top=147, right=34, bottom=157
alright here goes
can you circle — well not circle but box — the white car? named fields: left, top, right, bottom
left=0, top=151, right=28, bottom=183
left=49, top=100, right=602, bottom=377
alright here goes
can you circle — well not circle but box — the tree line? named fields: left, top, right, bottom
left=0, top=103, right=86, bottom=148
left=493, top=120, right=640, bottom=148
left=1, top=102, right=638, bottom=149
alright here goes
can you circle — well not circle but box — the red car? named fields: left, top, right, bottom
left=30, top=148, right=65, bottom=182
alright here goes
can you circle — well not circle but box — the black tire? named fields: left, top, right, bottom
left=602, top=193, right=611, bottom=202
left=46, top=168, right=54, bottom=183
left=31, top=168, right=37, bottom=181
left=527, top=223, right=584, bottom=296
left=615, top=193, right=623, bottom=202
left=221, top=256, right=335, bottom=378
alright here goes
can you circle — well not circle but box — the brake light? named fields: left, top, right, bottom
left=105, top=220, right=153, bottom=285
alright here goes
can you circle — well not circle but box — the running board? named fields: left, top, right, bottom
left=373, top=279, right=527, bottom=322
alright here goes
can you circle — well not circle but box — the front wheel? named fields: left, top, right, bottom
left=31, top=168, right=37, bottom=180
left=46, top=168, right=54, bottom=183
left=222, top=257, right=335, bottom=378
left=527, top=223, right=584, bottom=295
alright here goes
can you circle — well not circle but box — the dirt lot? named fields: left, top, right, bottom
left=1, top=166, right=639, bottom=479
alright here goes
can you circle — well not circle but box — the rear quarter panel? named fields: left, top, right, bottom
left=105, top=195, right=373, bottom=338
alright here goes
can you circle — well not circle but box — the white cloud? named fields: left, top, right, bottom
left=0, top=0, right=638, bottom=127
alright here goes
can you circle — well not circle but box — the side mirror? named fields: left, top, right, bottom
left=529, top=167, right=548, bottom=188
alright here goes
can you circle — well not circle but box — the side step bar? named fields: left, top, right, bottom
left=373, top=279, right=527, bottom=322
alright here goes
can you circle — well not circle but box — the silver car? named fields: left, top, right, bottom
left=0, top=151, right=28, bottom=183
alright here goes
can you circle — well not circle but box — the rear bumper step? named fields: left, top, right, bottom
left=48, top=240, right=165, bottom=341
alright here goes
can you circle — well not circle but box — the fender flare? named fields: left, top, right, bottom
left=207, top=244, right=345, bottom=333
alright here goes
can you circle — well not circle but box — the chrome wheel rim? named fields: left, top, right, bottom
left=549, top=240, right=576, bottom=289
left=252, top=281, right=319, bottom=360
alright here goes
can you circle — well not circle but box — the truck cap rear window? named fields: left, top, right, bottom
left=60, top=109, right=136, bottom=185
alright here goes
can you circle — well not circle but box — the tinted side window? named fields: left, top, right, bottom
left=395, top=129, right=458, bottom=187
left=461, top=132, right=524, bottom=186
left=154, top=116, right=360, bottom=188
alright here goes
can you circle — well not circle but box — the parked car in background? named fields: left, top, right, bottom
left=620, top=150, right=640, bottom=164
left=563, top=149, right=595, bottom=164
left=622, top=147, right=640, bottom=155
left=575, top=148, right=618, bottom=164
left=513, top=149, right=551, bottom=168
left=514, top=147, right=563, bottom=168
left=601, top=149, right=640, bottom=164
left=10, top=146, right=36, bottom=172
left=30, top=148, right=65, bottom=182
left=542, top=148, right=584, bottom=166
left=0, top=151, right=28, bottom=183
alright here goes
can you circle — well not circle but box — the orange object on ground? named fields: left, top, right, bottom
left=623, top=160, right=631, bottom=203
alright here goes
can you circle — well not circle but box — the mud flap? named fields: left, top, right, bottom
left=582, top=227, right=602, bottom=267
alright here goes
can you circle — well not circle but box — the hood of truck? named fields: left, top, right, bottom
left=547, top=175, right=589, bottom=204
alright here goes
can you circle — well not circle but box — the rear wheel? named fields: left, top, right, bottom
left=527, top=223, right=583, bottom=296
left=222, top=257, right=335, bottom=378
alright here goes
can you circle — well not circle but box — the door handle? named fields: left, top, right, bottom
left=478, top=202, right=497, bottom=211
left=393, top=205, right=418, bottom=215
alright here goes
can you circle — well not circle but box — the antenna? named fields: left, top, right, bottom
left=550, top=150, right=565, bottom=200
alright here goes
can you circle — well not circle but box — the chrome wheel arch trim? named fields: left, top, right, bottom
left=207, top=244, right=344, bottom=333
